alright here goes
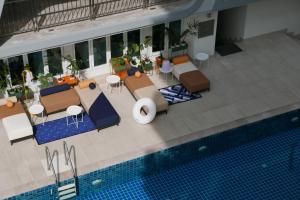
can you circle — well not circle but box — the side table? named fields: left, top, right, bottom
left=66, top=105, right=83, bottom=128
left=195, top=52, right=209, bottom=68
left=29, top=104, right=45, bottom=125
left=106, top=75, right=121, bottom=93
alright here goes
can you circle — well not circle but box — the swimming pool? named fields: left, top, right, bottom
left=7, top=108, right=300, bottom=199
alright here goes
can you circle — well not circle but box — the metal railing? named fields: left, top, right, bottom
left=0, top=0, right=178, bottom=37
left=45, top=146, right=60, bottom=184
left=63, top=141, right=77, bottom=178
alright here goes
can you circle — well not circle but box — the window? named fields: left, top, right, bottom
left=93, top=38, right=107, bottom=66
left=28, top=51, right=44, bottom=77
left=47, top=48, right=63, bottom=75
left=75, top=41, right=90, bottom=70
left=152, top=24, right=165, bottom=52
left=198, top=19, right=215, bottom=38
left=169, top=20, right=181, bottom=46
left=127, top=30, right=140, bottom=56
left=8, top=56, right=24, bottom=85
left=111, top=33, right=124, bottom=58
left=0, top=60, right=7, bottom=87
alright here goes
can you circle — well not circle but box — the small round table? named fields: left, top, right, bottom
left=106, top=75, right=121, bottom=93
left=66, top=105, right=83, bottom=128
left=29, top=104, right=45, bottom=125
left=195, top=52, right=209, bottom=68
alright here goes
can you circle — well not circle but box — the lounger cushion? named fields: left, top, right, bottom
left=0, top=102, right=25, bottom=119
left=40, top=88, right=80, bottom=113
left=180, top=70, right=210, bottom=93
left=172, top=61, right=197, bottom=80
left=74, top=83, right=102, bottom=113
left=125, top=73, right=168, bottom=112
left=79, top=79, right=96, bottom=89
left=2, top=113, right=33, bottom=141
left=89, top=93, right=120, bottom=129
left=40, top=84, right=70, bottom=97
left=134, top=85, right=168, bottom=112
left=124, top=73, right=153, bottom=93
left=172, top=55, right=189, bottom=65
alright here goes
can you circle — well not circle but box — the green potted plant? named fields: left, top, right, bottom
left=0, top=62, right=11, bottom=97
left=64, top=55, right=81, bottom=78
left=38, top=73, right=54, bottom=89
left=110, top=57, right=126, bottom=73
left=140, top=36, right=152, bottom=59
left=0, top=79, right=6, bottom=97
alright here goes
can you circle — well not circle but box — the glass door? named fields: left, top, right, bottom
left=47, top=48, right=63, bottom=75
left=93, top=38, right=107, bottom=67
left=8, top=56, right=24, bottom=85
left=111, top=33, right=124, bottom=58
left=28, top=51, right=44, bottom=78
left=75, top=41, right=90, bottom=70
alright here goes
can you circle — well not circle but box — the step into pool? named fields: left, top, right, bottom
left=7, top=108, right=300, bottom=200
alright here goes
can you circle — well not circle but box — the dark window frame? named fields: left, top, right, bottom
left=152, top=24, right=165, bottom=52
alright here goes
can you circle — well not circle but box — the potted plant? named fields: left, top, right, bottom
left=21, top=64, right=34, bottom=100
left=0, top=62, right=11, bottom=97
left=0, top=79, right=6, bottom=97
left=38, top=73, right=54, bottom=89
left=64, top=55, right=81, bottom=78
left=110, top=57, right=127, bottom=73
left=140, top=36, right=152, bottom=59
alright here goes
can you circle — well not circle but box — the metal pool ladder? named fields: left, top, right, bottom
left=45, top=142, right=78, bottom=200
left=45, top=146, right=59, bottom=184
left=58, top=141, right=78, bottom=200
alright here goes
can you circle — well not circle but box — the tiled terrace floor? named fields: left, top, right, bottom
left=1, top=32, right=300, bottom=198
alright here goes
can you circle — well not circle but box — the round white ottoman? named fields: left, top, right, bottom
left=195, top=52, right=209, bottom=68
left=132, top=98, right=156, bottom=124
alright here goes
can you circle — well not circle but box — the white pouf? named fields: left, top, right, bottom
left=195, top=52, right=209, bottom=68
left=132, top=98, right=156, bottom=124
left=2, top=113, right=33, bottom=142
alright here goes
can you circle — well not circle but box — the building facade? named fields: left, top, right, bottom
left=0, top=0, right=299, bottom=85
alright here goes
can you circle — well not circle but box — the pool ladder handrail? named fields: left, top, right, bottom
left=45, top=146, right=60, bottom=184
left=63, top=141, right=77, bottom=178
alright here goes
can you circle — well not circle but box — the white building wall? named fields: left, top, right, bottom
left=183, top=11, right=218, bottom=58
left=243, top=0, right=300, bottom=39
left=3, top=12, right=220, bottom=79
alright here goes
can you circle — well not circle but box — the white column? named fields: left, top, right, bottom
left=42, top=50, right=49, bottom=74
left=89, top=39, right=94, bottom=69
left=123, top=32, right=128, bottom=56
left=61, top=45, right=75, bottom=75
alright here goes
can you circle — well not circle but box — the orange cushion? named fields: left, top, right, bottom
left=135, top=71, right=141, bottom=78
left=6, top=100, right=14, bottom=108
left=79, top=79, right=96, bottom=89
left=172, top=55, right=189, bottom=65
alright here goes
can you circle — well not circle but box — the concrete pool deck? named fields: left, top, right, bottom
left=1, top=31, right=300, bottom=198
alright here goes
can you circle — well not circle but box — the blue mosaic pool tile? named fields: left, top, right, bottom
left=79, top=127, right=300, bottom=200
left=7, top=108, right=300, bottom=199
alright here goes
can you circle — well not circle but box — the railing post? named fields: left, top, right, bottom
left=143, top=0, right=150, bottom=9
left=89, top=0, right=95, bottom=20
left=31, top=0, right=39, bottom=32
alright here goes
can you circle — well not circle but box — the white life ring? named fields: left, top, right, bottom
left=132, top=98, right=156, bottom=124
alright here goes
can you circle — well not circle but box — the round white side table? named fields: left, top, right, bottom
left=66, top=105, right=83, bottom=128
left=29, top=104, right=45, bottom=125
left=195, top=52, right=209, bottom=68
left=106, top=75, right=121, bottom=93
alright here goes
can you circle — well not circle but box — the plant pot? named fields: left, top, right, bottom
left=130, top=61, right=139, bottom=68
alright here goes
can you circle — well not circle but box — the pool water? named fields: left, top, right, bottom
left=81, top=128, right=300, bottom=200
left=7, top=109, right=300, bottom=200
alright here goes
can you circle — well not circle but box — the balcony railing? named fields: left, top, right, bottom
left=0, top=0, right=178, bottom=37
